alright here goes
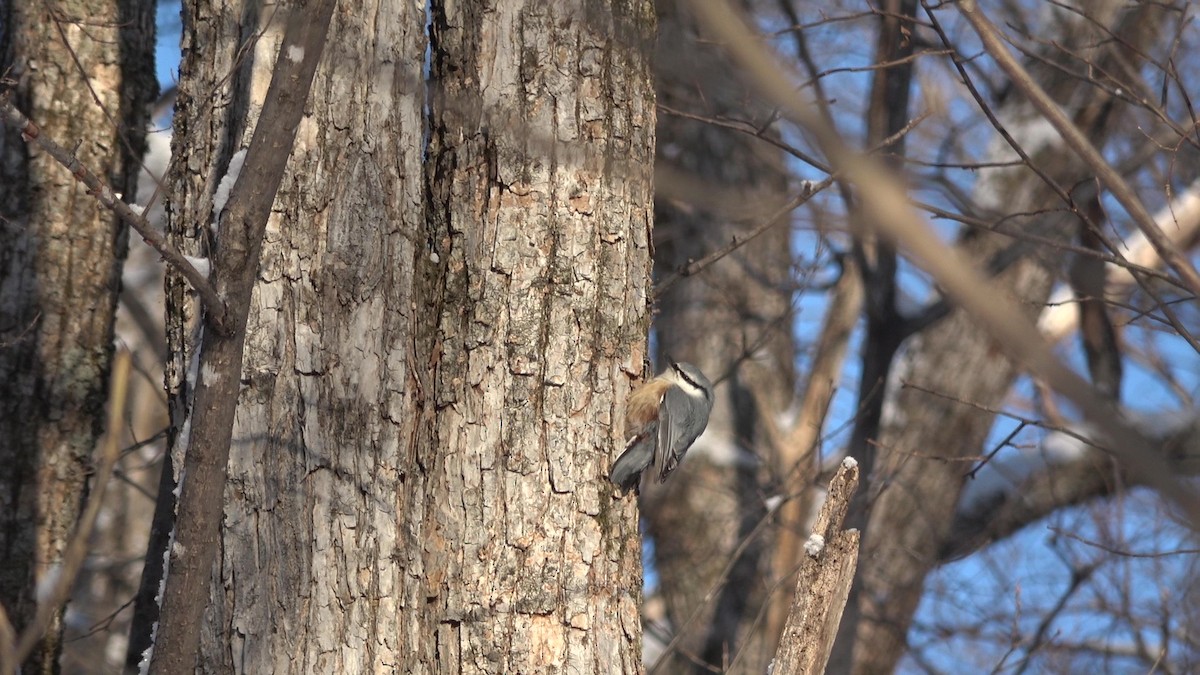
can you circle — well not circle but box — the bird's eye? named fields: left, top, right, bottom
left=675, top=368, right=699, bottom=389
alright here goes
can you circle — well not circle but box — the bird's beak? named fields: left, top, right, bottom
left=665, top=354, right=679, bottom=369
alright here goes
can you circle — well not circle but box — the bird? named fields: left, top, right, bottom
left=609, top=359, right=714, bottom=491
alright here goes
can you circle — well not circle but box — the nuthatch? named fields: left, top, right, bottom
left=609, top=360, right=714, bottom=491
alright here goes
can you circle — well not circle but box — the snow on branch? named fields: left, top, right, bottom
left=771, top=457, right=861, bottom=674
left=945, top=410, right=1200, bottom=561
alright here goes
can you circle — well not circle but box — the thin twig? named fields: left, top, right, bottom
left=654, top=176, right=833, bottom=298
left=0, top=94, right=229, bottom=333
left=654, top=112, right=928, bottom=298
left=957, top=0, right=1200, bottom=301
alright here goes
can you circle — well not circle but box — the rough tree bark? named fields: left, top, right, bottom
left=419, top=2, right=655, bottom=668
left=126, top=0, right=277, bottom=663
left=0, top=0, right=155, bottom=671
left=139, top=0, right=656, bottom=671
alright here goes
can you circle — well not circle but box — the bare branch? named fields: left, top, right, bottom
left=687, top=0, right=1200, bottom=528
left=654, top=176, right=830, bottom=298
left=1039, top=179, right=1200, bottom=342
left=957, top=0, right=1200, bottom=301
left=943, top=416, right=1200, bottom=560
left=0, top=95, right=228, bottom=332
left=148, top=1, right=337, bottom=670
left=654, top=113, right=927, bottom=299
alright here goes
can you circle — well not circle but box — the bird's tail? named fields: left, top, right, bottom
left=608, top=434, right=653, bottom=492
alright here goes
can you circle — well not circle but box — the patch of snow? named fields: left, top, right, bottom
left=1126, top=408, right=1195, bottom=438
left=958, top=424, right=1105, bottom=517
left=691, top=435, right=757, bottom=469
left=212, top=149, right=248, bottom=232
left=183, top=255, right=211, bottom=279
left=35, top=562, right=62, bottom=604
left=804, top=534, right=826, bottom=557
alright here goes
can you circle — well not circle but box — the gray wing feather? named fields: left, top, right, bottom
left=655, top=386, right=702, bottom=482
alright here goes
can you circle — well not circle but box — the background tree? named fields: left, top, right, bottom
left=641, top=1, right=1200, bottom=673
left=0, top=0, right=155, bottom=671
left=641, top=0, right=798, bottom=671
left=836, top=3, right=1185, bottom=672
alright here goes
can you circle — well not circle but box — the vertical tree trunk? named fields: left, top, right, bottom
left=0, top=0, right=155, bottom=671
left=126, top=0, right=270, bottom=663
left=417, top=1, right=655, bottom=669
left=149, top=0, right=655, bottom=670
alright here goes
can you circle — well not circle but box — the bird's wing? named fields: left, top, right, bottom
left=654, top=385, right=690, bottom=482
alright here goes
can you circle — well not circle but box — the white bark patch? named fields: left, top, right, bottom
left=185, top=328, right=203, bottom=399
left=35, top=562, right=62, bottom=604
left=287, top=45, right=305, bottom=63
left=976, top=104, right=1062, bottom=212
left=183, top=255, right=211, bottom=279
left=294, top=321, right=319, bottom=374
left=331, top=299, right=383, bottom=400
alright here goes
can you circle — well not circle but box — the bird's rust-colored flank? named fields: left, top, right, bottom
left=624, top=378, right=671, bottom=439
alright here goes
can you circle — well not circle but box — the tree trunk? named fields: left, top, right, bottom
left=147, top=0, right=656, bottom=671
left=0, top=0, right=155, bottom=671
left=418, top=4, right=656, bottom=667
